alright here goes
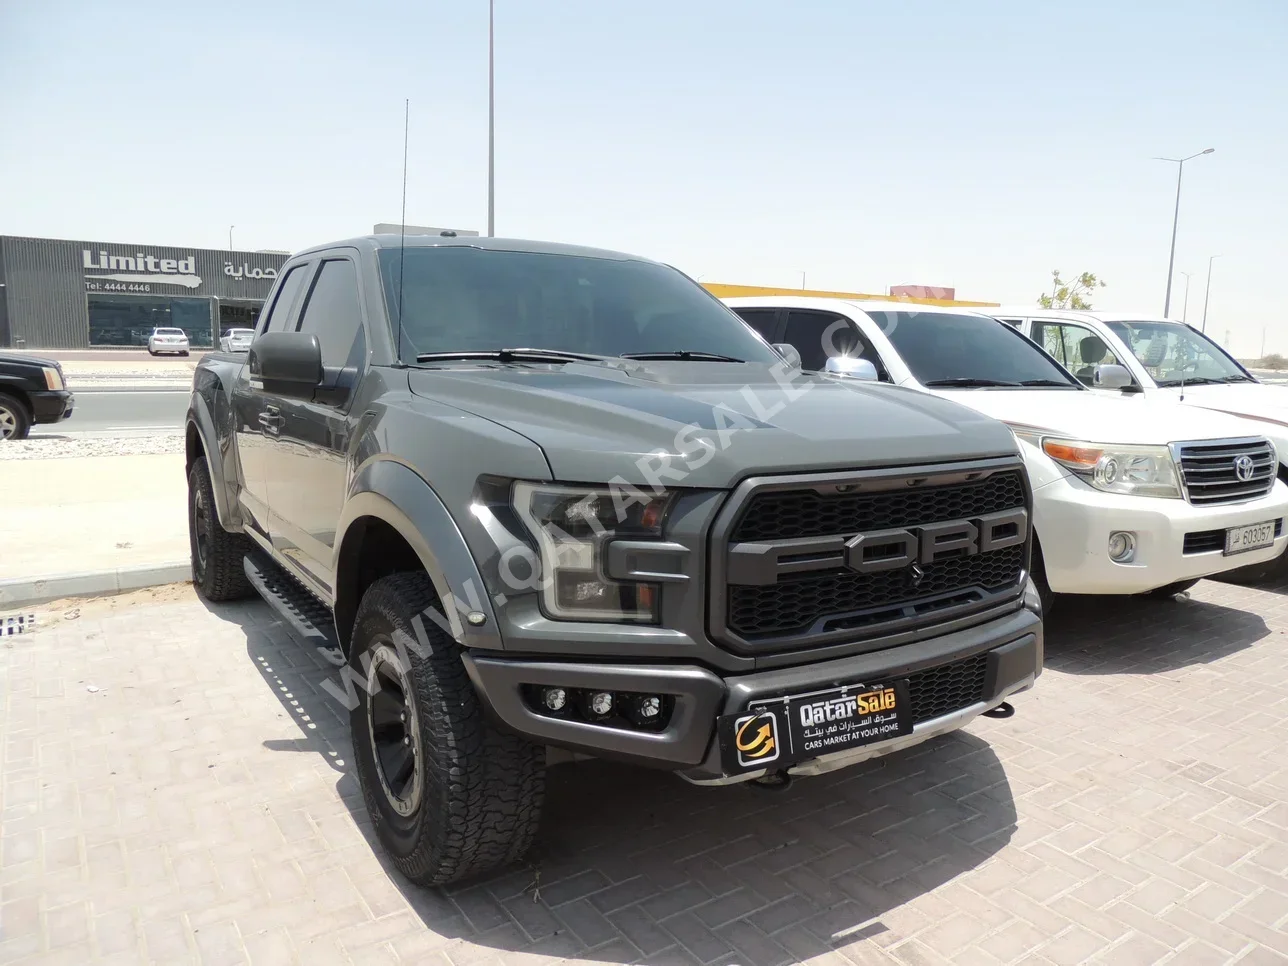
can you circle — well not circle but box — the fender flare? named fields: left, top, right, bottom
left=186, top=395, right=239, bottom=530
left=333, top=459, right=503, bottom=653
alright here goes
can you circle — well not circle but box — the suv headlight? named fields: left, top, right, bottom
left=41, top=367, right=64, bottom=391
left=512, top=482, right=673, bottom=622
left=1038, top=437, right=1181, bottom=499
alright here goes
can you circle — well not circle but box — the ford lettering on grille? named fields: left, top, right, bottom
left=711, top=465, right=1031, bottom=652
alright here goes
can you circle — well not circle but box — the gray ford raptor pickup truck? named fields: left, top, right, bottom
left=185, top=233, right=1043, bottom=886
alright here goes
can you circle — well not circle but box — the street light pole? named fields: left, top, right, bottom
left=228, top=225, right=234, bottom=250
left=1179, top=271, right=1193, bottom=322
left=1201, top=254, right=1222, bottom=334
left=487, top=0, right=495, bottom=237
left=1156, top=147, right=1214, bottom=317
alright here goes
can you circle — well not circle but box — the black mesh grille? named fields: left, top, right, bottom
left=733, top=472, right=1026, bottom=542
left=908, top=653, right=989, bottom=724
left=729, top=545, right=1024, bottom=637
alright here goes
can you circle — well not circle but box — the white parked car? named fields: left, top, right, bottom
left=979, top=307, right=1288, bottom=581
left=219, top=327, right=255, bottom=353
left=147, top=327, right=190, bottom=356
left=726, top=297, right=1288, bottom=609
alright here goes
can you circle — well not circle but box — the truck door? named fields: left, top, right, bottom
left=261, top=254, right=368, bottom=595
left=232, top=262, right=313, bottom=537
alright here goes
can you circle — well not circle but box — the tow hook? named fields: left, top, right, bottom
left=982, top=701, right=1015, bottom=719
left=749, top=771, right=793, bottom=791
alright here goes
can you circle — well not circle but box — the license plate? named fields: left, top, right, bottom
left=1225, top=520, right=1277, bottom=555
left=718, top=680, right=913, bottom=774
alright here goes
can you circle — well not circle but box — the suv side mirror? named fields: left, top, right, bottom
left=250, top=331, right=323, bottom=399
left=825, top=356, right=878, bottom=381
left=771, top=343, right=802, bottom=368
left=1094, top=363, right=1132, bottom=390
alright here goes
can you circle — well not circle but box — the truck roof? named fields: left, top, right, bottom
left=297, top=234, right=650, bottom=263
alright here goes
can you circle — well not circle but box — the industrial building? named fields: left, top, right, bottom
left=0, top=235, right=289, bottom=349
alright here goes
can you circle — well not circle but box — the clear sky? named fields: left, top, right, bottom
left=2, top=1, right=1284, bottom=356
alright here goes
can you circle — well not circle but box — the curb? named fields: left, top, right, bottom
left=0, top=562, right=192, bottom=609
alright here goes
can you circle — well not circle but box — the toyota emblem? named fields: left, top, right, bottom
left=1235, top=455, right=1256, bottom=482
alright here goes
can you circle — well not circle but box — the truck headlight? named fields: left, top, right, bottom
left=1040, top=438, right=1181, bottom=499
left=42, top=367, right=64, bottom=391
left=512, top=482, right=673, bottom=622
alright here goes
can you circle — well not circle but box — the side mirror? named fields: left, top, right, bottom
left=825, top=356, right=879, bottom=381
left=250, top=331, right=323, bottom=399
left=1094, top=363, right=1132, bottom=390
left=771, top=343, right=802, bottom=369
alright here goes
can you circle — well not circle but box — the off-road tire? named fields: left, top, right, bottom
left=1141, top=578, right=1199, bottom=599
left=187, top=456, right=253, bottom=601
left=0, top=392, right=31, bottom=441
left=350, top=572, right=545, bottom=887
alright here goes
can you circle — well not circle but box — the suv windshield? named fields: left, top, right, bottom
left=379, top=247, right=779, bottom=365
left=869, top=310, right=1081, bottom=388
left=1104, top=320, right=1251, bottom=386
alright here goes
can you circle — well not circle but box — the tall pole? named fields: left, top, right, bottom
left=1201, top=254, right=1221, bottom=333
left=1180, top=271, right=1193, bottom=322
left=487, top=0, right=495, bottom=237
left=228, top=225, right=234, bottom=250
left=1156, top=148, right=1214, bottom=317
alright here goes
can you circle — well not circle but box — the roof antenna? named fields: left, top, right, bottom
left=396, top=97, right=409, bottom=365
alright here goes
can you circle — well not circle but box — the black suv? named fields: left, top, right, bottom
left=0, top=353, right=74, bottom=439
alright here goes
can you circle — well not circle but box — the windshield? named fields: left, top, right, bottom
left=868, top=310, right=1081, bottom=388
left=155, top=328, right=185, bottom=335
left=1104, top=321, right=1251, bottom=386
left=379, top=247, right=779, bottom=364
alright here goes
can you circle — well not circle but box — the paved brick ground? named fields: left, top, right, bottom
left=3, top=580, right=1288, bottom=965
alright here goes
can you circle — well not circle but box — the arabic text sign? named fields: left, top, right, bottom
left=224, top=262, right=280, bottom=281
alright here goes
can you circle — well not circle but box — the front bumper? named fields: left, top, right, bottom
left=463, top=604, right=1041, bottom=784
left=1036, top=475, right=1288, bottom=594
left=29, top=389, right=74, bottom=424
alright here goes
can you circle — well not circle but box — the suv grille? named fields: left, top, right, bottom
left=730, top=546, right=1025, bottom=637
left=714, top=466, right=1029, bottom=651
left=908, top=652, right=989, bottom=724
left=1175, top=438, right=1275, bottom=506
left=733, top=473, right=1026, bottom=542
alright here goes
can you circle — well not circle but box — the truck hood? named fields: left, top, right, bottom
left=408, top=362, right=1019, bottom=488
left=0, top=352, right=59, bottom=370
left=926, top=387, right=1269, bottom=445
left=1158, top=382, right=1288, bottom=430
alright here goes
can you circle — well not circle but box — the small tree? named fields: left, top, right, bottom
left=1260, top=353, right=1287, bottom=371
left=1038, top=270, right=1106, bottom=310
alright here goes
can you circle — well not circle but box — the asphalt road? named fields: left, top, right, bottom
left=30, top=388, right=189, bottom=435
left=4, top=348, right=209, bottom=363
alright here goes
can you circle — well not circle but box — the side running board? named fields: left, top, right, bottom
left=243, top=554, right=346, bottom=667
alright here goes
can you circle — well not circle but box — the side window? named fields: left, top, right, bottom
left=732, top=308, right=779, bottom=342
left=997, top=317, right=1023, bottom=327
left=782, top=310, right=886, bottom=377
left=1056, top=324, right=1123, bottom=385
left=1031, top=321, right=1068, bottom=367
left=295, top=258, right=366, bottom=369
left=259, top=264, right=311, bottom=334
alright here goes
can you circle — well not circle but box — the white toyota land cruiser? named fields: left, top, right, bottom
left=726, top=297, right=1288, bottom=609
left=979, top=307, right=1288, bottom=582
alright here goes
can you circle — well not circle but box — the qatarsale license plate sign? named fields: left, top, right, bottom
left=718, top=680, right=913, bottom=774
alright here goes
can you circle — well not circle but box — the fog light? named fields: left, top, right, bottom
left=542, top=687, right=567, bottom=712
left=635, top=695, right=661, bottom=719
left=1108, top=531, right=1136, bottom=563
left=589, top=691, right=614, bottom=716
